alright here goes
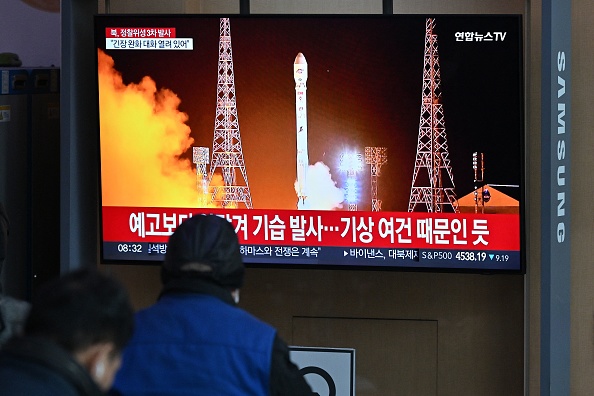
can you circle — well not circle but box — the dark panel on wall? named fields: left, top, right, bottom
left=0, top=87, right=28, bottom=298
left=293, top=316, right=438, bottom=395
left=30, top=76, right=61, bottom=296
left=61, top=0, right=100, bottom=273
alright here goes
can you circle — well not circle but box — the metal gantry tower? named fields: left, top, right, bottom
left=340, top=152, right=364, bottom=211
left=364, top=147, right=387, bottom=212
left=408, top=18, right=459, bottom=213
left=208, top=17, right=253, bottom=209
left=193, top=147, right=210, bottom=207
left=472, top=151, right=491, bottom=214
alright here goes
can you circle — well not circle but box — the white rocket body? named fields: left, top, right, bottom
left=294, top=52, right=309, bottom=209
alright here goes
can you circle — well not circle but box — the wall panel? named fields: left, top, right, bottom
left=570, top=0, right=594, bottom=394
left=293, top=317, right=438, bottom=395
left=251, top=0, right=381, bottom=14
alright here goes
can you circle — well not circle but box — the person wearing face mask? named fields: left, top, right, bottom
left=0, top=268, right=134, bottom=396
left=0, top=201, right=30, bottom=346
left=111, top=214, right=313, bottom=396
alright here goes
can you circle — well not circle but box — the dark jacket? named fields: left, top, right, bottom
left=112, top=278, right=313, bottom=396
left=0, top=337, right=105, bottom=396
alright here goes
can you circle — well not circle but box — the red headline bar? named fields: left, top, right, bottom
left=105, top=27, right=177, bottom=38
left=102, top=206, right=520, bottom=251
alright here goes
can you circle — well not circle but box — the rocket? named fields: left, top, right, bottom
left=294, top=52, right=309, bottom=209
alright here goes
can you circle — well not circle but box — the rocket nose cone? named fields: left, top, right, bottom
left=294, top=52, right=307, bottom=64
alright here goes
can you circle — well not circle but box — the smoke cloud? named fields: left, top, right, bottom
left=98, top=49, right=204, bottom=208
left=295, top=161, right=344, bottom=210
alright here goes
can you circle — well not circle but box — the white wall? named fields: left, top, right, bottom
left=0, top=0, right=60, bottom=67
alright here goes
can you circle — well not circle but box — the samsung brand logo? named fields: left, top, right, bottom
left=556, top=51, right=567, bottom=243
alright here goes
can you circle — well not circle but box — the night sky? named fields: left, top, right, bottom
left=95, top=14, right=524, bottom=212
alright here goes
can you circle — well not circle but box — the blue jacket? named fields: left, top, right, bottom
left=112, top=279, right=277, bottom=396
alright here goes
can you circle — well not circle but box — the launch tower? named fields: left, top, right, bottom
left=365, top=146, right=387, bottom=212
left=208, top=17, right=253, bottom=209
left=473, top=151, right=491, bottom=214
left=340, top=152, right=364, bottom=211
left=193, top=146, right=209, bottom=207
left=408, top=18, right=459, bottom=213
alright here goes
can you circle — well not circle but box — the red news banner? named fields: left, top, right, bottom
left=105, top=27, right=177, bottom=38
left=102, top=207, right=520, bottom=251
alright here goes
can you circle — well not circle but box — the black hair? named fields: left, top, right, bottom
left=24, top=268, right=134, bottom=355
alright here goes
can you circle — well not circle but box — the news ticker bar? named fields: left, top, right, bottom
left=102, top=242, right=520, bottom=270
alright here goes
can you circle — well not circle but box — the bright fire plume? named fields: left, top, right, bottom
left=98, top=49, right=215, bottom=208
left=295, top=161, right=344, bottom=210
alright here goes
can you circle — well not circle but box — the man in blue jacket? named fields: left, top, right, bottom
left=112, top=214, right=313, bottom=396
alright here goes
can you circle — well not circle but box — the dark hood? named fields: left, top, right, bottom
left=162, top=215, right=244, bottom=288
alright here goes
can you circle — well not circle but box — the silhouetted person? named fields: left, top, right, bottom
left=112, top=214, right=313, bottom=395
left=0, top=268, right=135, bottom=395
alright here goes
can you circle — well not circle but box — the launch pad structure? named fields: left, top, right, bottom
left=200, top=18, right=459, bottom=212
left=207, top=17, right=253, bottom=209
left=408, top=18, right=459, bottom=213
left=193, top=146, right=210, bottom=207
left=365, top=147, right=387, bottom=212
left=340, top=152, right=364, bottom=211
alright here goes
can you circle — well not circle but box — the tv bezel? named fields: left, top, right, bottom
left=94, top=13, right=526, bottom=274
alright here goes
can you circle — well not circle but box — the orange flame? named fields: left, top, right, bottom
left=98, top=49, right=220, bottom=208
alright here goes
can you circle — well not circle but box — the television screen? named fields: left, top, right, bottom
left=94, top=14, right=525, bottom=272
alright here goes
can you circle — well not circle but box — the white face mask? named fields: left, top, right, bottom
left=231, top=289, right=240, bottom=304
left=86, top=346, right=122, bottom=392
left=94, top=360, right=105, bottom=379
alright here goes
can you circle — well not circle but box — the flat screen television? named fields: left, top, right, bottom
left=94, top=14, right=525, bottom=272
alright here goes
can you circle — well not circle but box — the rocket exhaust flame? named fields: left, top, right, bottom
left=294, top=162, right=344, bottom=210
left=98, top=49, right=219, bottom=208
left=98, top=48, right=341, bottom=210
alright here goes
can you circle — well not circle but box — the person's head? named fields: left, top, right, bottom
left=24, top=268, right=134, bottom=391
left=162, top=214, right=244, bottom=296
